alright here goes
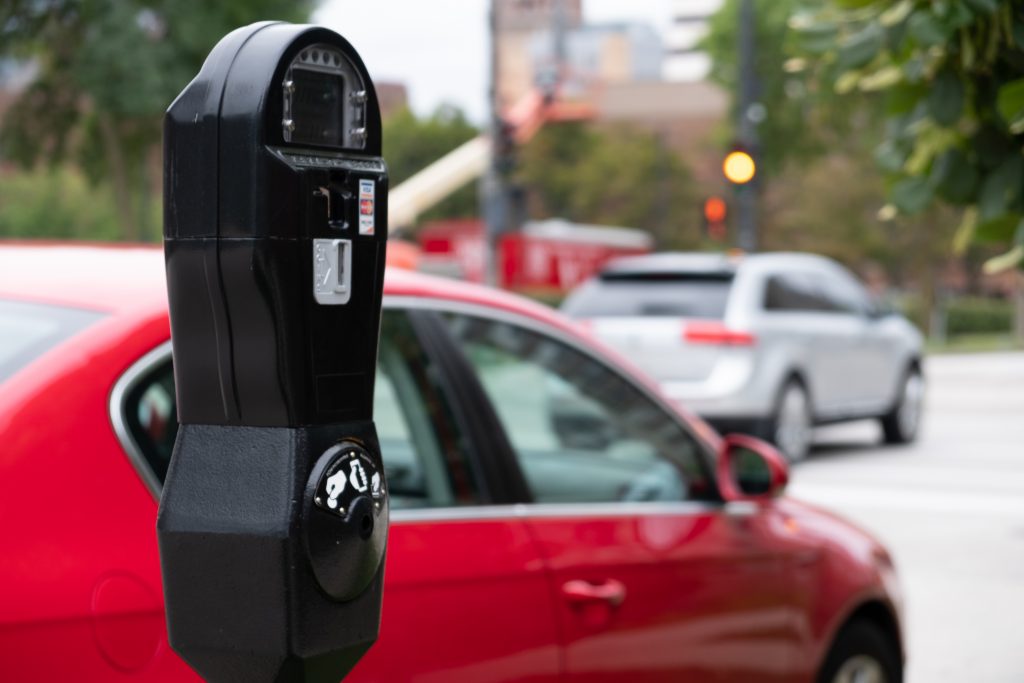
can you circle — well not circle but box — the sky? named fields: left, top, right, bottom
left=314, top=0, right=674, bottom=123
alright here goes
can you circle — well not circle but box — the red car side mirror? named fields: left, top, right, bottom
left=716, top=433, right=789, bottom=501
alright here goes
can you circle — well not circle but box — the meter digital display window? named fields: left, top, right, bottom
left=290, top=69, right=344, bottom=146
left=282, top=44, right=368, bottom=150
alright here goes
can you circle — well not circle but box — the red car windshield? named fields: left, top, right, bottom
left=0, top=299, right=105, bottom=384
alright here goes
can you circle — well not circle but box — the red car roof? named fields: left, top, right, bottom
left=0, top=242, right=167, bottom=313
left=0, top=241, right=573, bottom=333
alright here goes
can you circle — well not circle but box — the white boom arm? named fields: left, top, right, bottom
left=387, top=135, right=490, bottom=232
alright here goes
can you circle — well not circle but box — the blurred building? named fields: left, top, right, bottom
left=495, top=0, right=583, bottom=106
left=496, top=0, right=583, bottom=31
left=496, top=0, right=662, bottom=105
left=374, top=81, right=410, bottom=120
left=528, top=22, right=663, bottom=99
left=663, top=0, right=725, bottom=82
left=0, top=60, right=36, bottom=169
left=0, top=64, right=16, bottom=115
left=492, top=0, right=727, bottom=193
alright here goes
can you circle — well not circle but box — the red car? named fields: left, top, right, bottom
left=0, top=243, right=904, bottom=683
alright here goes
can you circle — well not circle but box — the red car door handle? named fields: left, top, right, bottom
left=561, top=579, right=627, bottom=607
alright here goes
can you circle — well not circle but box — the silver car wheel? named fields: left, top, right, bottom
left=897, top=373, right=924, bottom=439
left=831, top=654, right=887, bottom=683
left=775, top=383, right=811, bottom=462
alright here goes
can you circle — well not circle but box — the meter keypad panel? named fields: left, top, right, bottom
left=305, top=439, right=389, bottom=602
left=312, top=443, right=386, bottom=518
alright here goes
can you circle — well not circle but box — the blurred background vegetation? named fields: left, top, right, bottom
left=1, top=0, right=1022, bottom=343
left=702, top=0, right=1024, bottom=343
left=0, top=0, right=315, bottom=241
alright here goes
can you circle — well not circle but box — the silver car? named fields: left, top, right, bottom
left=562, top=252, right=925, bottom=461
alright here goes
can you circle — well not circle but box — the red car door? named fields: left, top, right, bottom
left=349, top=515, right=560, bottom=683
left=107, top=308, right=560, bottom=683
left=525, top=506, right=797, bottom=683
left=346, top=310, right=559, bottom=682
left=441, top=310, right=800, bottom=683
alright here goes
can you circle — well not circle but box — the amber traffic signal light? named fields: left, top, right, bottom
left=723, top=149, right=756, bottom=185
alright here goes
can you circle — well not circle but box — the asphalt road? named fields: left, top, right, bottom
left=788, top=352, right=1024, bottom=683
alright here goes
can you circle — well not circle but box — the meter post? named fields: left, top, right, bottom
left=157, top=22, right=389, bottom=683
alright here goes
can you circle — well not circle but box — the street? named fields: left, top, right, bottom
left=789, top=352, right=1024, bottom=683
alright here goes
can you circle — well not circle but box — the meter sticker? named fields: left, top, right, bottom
left=314, top=445, right=385, bottom=518
left=358, top=179, right=375, bottom=235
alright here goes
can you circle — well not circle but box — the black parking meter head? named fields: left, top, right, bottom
left=164, top=21, right=386, bottom=427
left=157, top=22, right=389, bottom=683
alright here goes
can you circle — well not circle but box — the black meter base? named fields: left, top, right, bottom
left=157, top=423, right=388, bottom=683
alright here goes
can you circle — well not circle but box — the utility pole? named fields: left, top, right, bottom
left=736, top=0, right=761, bottom=252
left=481, top=0, right=506, bottom=287
left=482, top=0, right=567, bottom=286
left=552, top=0, right=567, bottom=89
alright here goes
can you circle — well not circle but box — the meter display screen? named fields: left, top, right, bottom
left=290, top=69, right=345, bottom=146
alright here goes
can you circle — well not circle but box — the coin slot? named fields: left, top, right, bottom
left=313, top=238, right=352, bottom=305
left=327, top=182, right=351, bottom=230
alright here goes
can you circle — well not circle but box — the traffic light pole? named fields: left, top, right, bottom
left=736, top=0, right=760, bottom=253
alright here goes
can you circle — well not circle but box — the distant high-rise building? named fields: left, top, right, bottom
left=663, top=0, right=724, bottom=82
left=529, top=22, right=663, bottom=98
left=495, top=0, right=583, bottom=106
left=495, top=0, right=662, bottom=105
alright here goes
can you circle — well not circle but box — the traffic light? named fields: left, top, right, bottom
left=723, top=146, right=757, bottom=185
left=703, top=195, right=728, bottom=240
left=494, top=116, right=517, bottom=175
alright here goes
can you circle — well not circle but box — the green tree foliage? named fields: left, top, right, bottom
left=702, top=0, right=985, bottom=316
left=383, top=104, right=480, bottom=221
left=0, top=0, right=312, bottom=240
left=795, top=0, right=1024, bottom=271
left=764, top=146, right=960, bottom=326
left=0, top=166, right=125, bottom=240
left=702, top=0, right=882, bottom=176
left=704, top=0, right=809, bottom=174
left=517, top=122, right=700, bottom=248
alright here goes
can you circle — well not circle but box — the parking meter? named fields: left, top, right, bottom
left=156, top=22, right=388, bottom=683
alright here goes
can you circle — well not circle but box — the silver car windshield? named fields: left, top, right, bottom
left=0, top=299, right=104, bottom=384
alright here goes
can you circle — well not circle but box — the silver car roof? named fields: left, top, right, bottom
left=600, top=252, right=738, bottom=276
left=600, top=251, right=838, bottom=277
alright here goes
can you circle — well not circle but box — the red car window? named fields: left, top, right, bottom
left=441, top=312, right=713, bottom=504
left=117, top=309, right=482, bottom=508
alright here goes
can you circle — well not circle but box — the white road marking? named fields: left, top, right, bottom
left=788, top=483, right=1024, bottom=518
